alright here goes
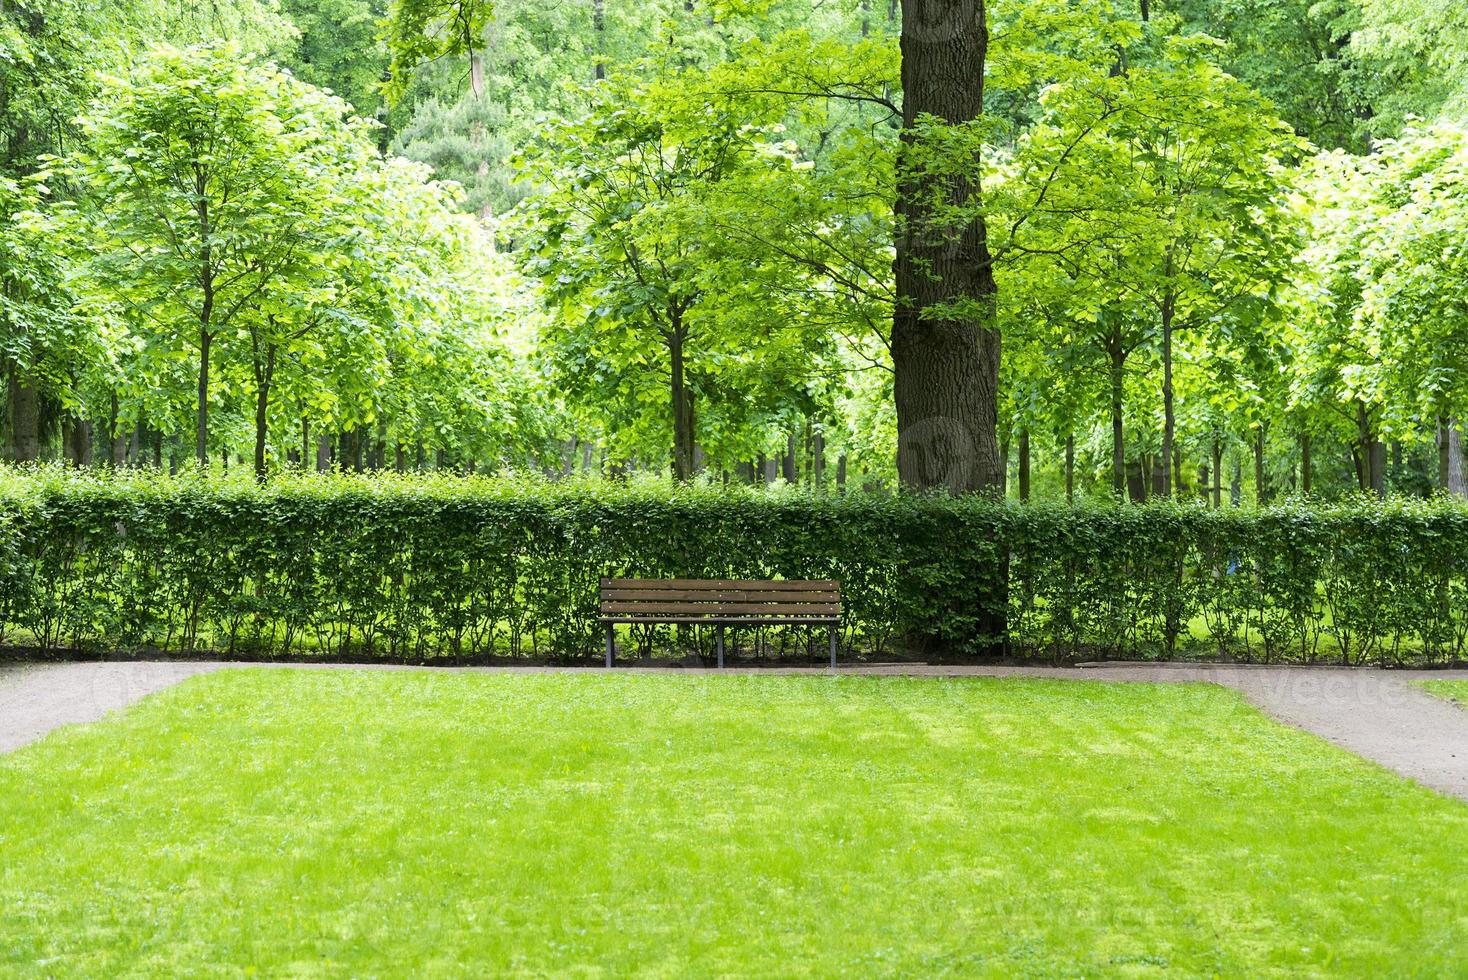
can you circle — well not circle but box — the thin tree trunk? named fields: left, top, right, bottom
left=1300, top=431, right=1312, bottom=496
left=891, top=0, right=1001, bottom=494
left=253, top=344, right=275, bottom=481
left=1211, top=438, right=1222, bottom=509
left=1017, top=428, right=1030, bottom=502
left=1159, top=290, right=1174, bottom=497
left=592, top=0, right=606, bottom=80
left=1253, top=424, right=1267, bottom=505
left=1064, top=433, right=1074, bottom=503
left=1356, top=402, right=1384, bottom=497
left=668, top=314, right=695, bottom=481
left=1110, top=346, right=1126, bottom=496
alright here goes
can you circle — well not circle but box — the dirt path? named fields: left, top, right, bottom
left=3, top=661, right=1468, bottom=801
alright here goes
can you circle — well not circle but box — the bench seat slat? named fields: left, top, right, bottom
left=601, top=601, right=840, bottom=616
left=601, top=578, right=837, bottom=591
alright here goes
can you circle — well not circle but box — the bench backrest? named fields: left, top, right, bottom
left=600, top=578, right=841, bottom=623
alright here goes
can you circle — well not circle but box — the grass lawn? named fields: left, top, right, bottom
left=2, top=672, right=1467, bottom=976
left=1418, top=680, right=1468, bottom=707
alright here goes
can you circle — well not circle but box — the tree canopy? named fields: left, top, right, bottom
left=1, top=0, right=1466, bottom=502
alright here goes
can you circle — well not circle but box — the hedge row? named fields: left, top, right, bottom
left=2, top=468, right=1467, bottom=665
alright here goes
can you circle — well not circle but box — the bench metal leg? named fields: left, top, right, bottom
left=605, top=623, right=614, bottom=668
left=717, top=624, right=725, bottom=669
left=829, top=625, right=837, bottom=668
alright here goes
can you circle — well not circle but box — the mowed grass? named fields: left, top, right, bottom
left=1419, top=680, right=1468, bottom=707
left=2, top=672, right=1467, bottom=976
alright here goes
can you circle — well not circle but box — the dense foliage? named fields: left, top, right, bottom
left=4, top=468, right=1467, bottom=665
left=5, top=0, right=1468, bottom=499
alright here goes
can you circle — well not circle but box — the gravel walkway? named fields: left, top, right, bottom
left=3, top=660, right=1468, bottom=801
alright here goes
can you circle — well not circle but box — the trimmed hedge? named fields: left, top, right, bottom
left=1, top=467, right=1467, bottom=665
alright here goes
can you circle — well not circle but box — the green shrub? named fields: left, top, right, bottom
left=1, top=466, right=1466, bottom=664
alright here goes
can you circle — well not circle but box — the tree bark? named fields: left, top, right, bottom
left=1355, top=402, right=1384, bottom=497
left=1109, top=344, right=1126, bottom=496
left=1159, top=289, right=1175, bottom=497
left=1300, top=431, right=1312, bottom=496
left=1253, top=425, right=1267, bottom=505
left=253, top=343, right=275, bottom=480
left=592, top=0, right=606, bottom=80
left=892, top=0, right=1002, bottom=494
left=6, top=368, right=39, bottom=463
left=1064, top=433, right=1075, bottom=503
left=1443, top=418, right=1468, bottom=497
left=1017, top=427, right=1030, bottom=502
left=667, top=313, right=695, bottom=480
left=1211, top=438, right=1222, bottom=509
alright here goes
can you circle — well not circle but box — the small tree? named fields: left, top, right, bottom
left=72, top=44, right=373, bottom=467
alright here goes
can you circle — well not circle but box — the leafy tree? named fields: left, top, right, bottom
left=71, top=43, right=377, bottom=467
left=512, top=80, right=813, bottom=479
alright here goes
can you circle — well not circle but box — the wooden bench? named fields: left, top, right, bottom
left=599, top=578, right=842, bottom=668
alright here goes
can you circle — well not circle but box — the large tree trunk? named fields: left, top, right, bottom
left=891, top=0, right=1001, bottom=494
left=1448, top=419, right=1467, bottom=497
left=1437, top=416, right=1468, bottom=497
left=6, top=368, right=39, bottom=463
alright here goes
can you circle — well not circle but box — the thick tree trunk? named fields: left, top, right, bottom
left=1369, top=441, right=1386, bottom=498
left=782, top=433, right=797, bottom=482
left=6, top=369, right=39, bottom=463
left=1443, top=418, right=1468, bottom=497
left=892, top=0, right=1001, bottom=494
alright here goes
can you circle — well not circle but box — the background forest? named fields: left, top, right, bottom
left=4, top=0, right=1468, bottom=502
